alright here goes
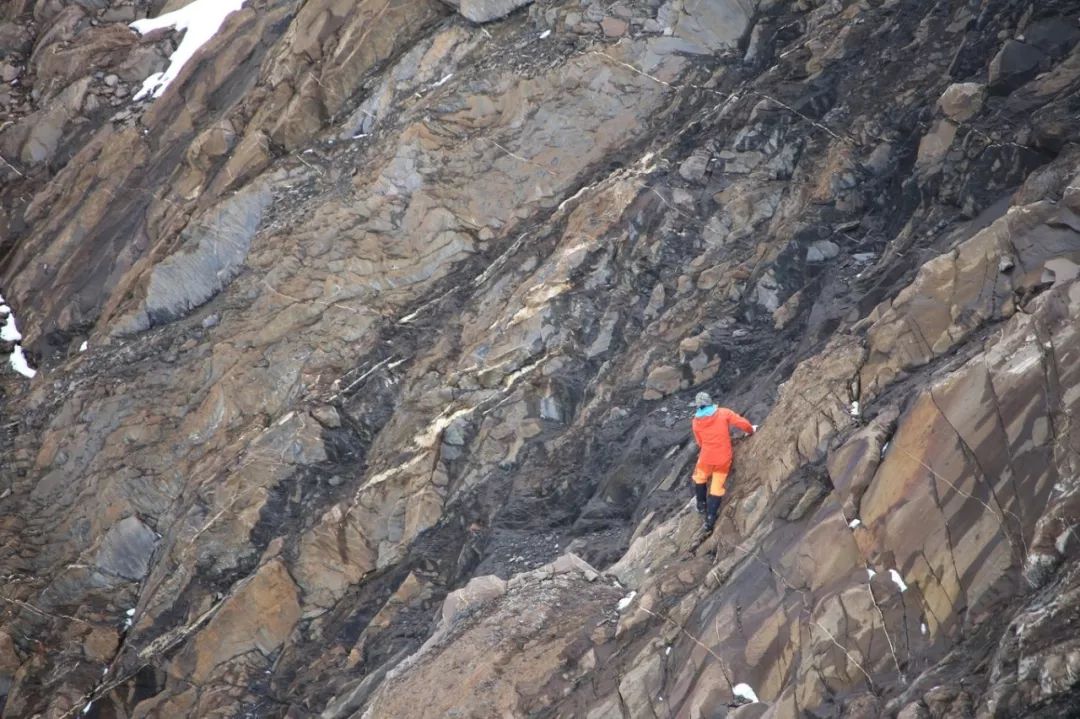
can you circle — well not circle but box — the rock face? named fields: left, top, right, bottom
left=3, top=1, right=1080, bottom=719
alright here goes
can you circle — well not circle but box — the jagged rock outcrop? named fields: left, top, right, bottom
left=3, top=0, right=1080, bottom=718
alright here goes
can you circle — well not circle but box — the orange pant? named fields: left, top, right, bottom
left=693, top=463, right=730, bottom=498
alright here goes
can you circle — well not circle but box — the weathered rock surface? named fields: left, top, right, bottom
left=3, top=1, right=1080, bottom=719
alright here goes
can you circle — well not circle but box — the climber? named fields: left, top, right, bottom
left=690, top=391, right=755, bottom=532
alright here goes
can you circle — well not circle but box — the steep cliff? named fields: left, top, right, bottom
left=2, top=0, right=1080, bottom=717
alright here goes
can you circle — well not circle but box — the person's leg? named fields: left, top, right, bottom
left=692, top=465, right=708, bottom=514
left=704, top=467, right=729, bottom=531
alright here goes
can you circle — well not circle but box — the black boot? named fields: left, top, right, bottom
left=704, top=495, right=723, bottom=532
left=694, top=482, right=707, bottom=515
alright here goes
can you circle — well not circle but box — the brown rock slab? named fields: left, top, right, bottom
left=171, top=559, right=301, bottom=683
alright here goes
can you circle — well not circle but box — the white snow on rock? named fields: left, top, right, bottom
left=733, top=683, right=760, bottom=703
left=79, top=340, right=88, bottom=352
left=1, top=306, right=21, bottom=342
left=867, top=568, right=877, bottom=580
left=848, top=518, right=861, bottom=528
left=617, top=591, right=637, bottom=611
left=10, top=346, right=36, bottom=378
left=131, top=0, right=247, bottom=100
left=888, top=568, right=908, bottom=592
left=0, top=293, right=36, bottom=378
left=921, top=622, right=928, bottom=635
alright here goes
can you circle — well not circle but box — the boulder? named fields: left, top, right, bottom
left=938, top=82, right=986, bottom=122
left=643, top=364, right=684, bottom=399
left=439, top=574, right=507, bottom=627
left=988, top=40, right=1047, bottom=94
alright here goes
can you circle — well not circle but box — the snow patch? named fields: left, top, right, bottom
left=0, top=293, right=36, bottom=378
left=131, top=0, right=248, bottom=100
left=867, top=568, right=877, bottom=580
left=888, top=568, right=908, bottom=592
left=79, top=340, right=88, bottom=352
left=1, top=306, right=21, bottom=341
left=849, top=400, right=860, bottom=418
left=617, top=591, right=637, bottom=611
left=848, top=518, right=861, bottom=529
left=125, top=608, right=136, bottom=617
left=10, top=346, right=35, bottom=378
left=733, top=683, right=759, bottom=703
left=539, top=29, right=552, bottom=39
left=920, top=622, right=928, bottom=635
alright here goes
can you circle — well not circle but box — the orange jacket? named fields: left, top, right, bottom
left=692, top=407, right=753, bottom=467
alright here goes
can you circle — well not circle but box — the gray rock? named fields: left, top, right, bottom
left=806, top=239, right=840, bottom=263
left=743, top=22, right=774, bottom=66
left=312, top=405, right=342, bottom=429
left=1022, top=18, right=1080, bottom=59
left=442, top=0, right=534, bottom=23
left=618, top=653, right=664, bottom=719
left=896, top=703, right=930, bottom=719
left=112, top=182, right=272, bottom=335
left=864, top=142, right=894, bottom=175
left=94, top=517, right=159, bottom=581
left=753, top=271, right=781, bottom=312
left=988, top=40, right=1047, bottom=94
left=678, top=149, right=711, bottom=183
left=671, top=0, right=756, bottom=53
left=729, top=704, right=769, bottom=719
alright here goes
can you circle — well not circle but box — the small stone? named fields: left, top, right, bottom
left=678, top=149, right=711, bottom=183
left=104, top=74, right=119, bottom=87
left=201, top=313, right=220, bottom=328
left=312, top=405, right=342, bottom=429
left=806, top=240, right=840, bottom=263
left=601, top=16, right=628, bottom=37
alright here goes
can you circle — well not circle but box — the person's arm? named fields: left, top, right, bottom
left=728, top=410, right=754, bottom=435
left=692, top=422, right=702, bottom=447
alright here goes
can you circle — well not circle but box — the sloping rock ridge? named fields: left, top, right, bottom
left=2, top=0, right=1080, bottom=717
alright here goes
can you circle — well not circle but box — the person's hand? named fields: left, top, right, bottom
left=751, top=424, right=759, bottom=433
